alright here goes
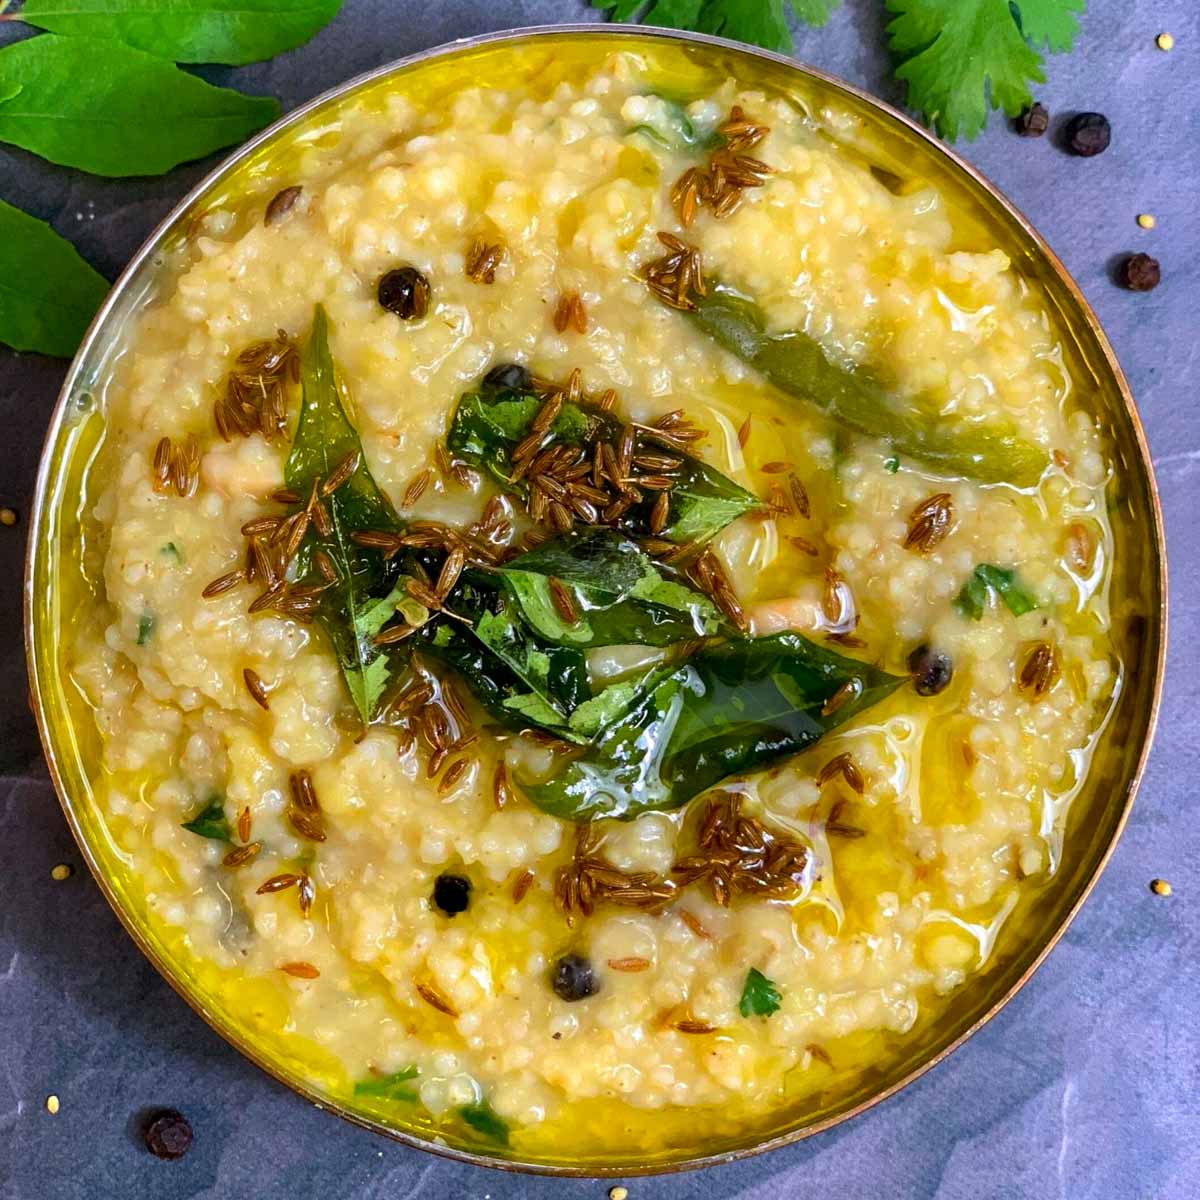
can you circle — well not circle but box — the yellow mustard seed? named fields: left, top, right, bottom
left=1150, top=878, right=1172, bottom=896
left=1156, top=32, right=1174, bottom=51
left=1137, top=213, right=1156, bottom=230
left=0, top=508, right=17, bottom=527
left=51, top=863, right=73, bottom=881
left=609, top=1189, right=629, bottom=1200
left=46, top=1095, right=60, bottom=1115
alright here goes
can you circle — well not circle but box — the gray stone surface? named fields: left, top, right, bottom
left=1, top=3, right=1197, bottom=1198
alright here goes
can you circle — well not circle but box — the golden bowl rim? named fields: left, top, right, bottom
left=22, top=21, right=1168, bottom=1178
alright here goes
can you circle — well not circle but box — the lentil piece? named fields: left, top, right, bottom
left=1118, top=253, right=1161, bottom=292
left=551, top=953, right=599, bottom=1001
left=432, top=873, right=472, bottom=915
left=143, top=1109, right=193, bottom=1160
left=377, top=266, right=431, bottom=319
left=1064, top=112, right=1110, bottom=157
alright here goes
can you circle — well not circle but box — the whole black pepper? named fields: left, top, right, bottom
left=432, top=872, right=472, bottom=915
left=143, top=1109, right=193, bottom=1160
left=1064, top=112, right=1110, bottom=157
left=551, top=953, right=599, bottom=1002
left=377, top=266, right=431, bottom=320
left=1015, top=102, right=1049, bottom=137
left=483, top=362, right=533, bottom=392
left=1118, top=253, right=1161, bottom=292
left=907, top=644, right=954, bottom=697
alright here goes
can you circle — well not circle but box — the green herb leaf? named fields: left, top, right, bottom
left=353, top=1067, right=418, bottom=1101
left=448, top=382, right=759, bottom=544
left=527, top=632, right=905, bottom=821
left=883, top=455, right=900, bottom=474
left=160, top=542, right=182, bottom=563
left=0, top=35, right=279, bottom=177
left=17, top=0, right=344, bottom=66
left=628, top=95, right=720, bottom=151
left=181, top=794, right=231, bottom=841
left=495, top=529, right=721, bottom=648
left=885, top=0, right=1082, bottom=140
left=0, top=198, right=108, bottom=357
left=739, top=967, right=782, bottom=1017
left=459, top=1101, right=510, bottom=1146
left=954, top=564, right=1039, bottom=620
left=136, top=613, right=156, bottom=645
left=679, top=282, right=1047, bottom=487
left=285, top=305, right=405, bottom=722
left=593, top=0, right=840, bottom=51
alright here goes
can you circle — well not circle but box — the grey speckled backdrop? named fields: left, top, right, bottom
left=1, top=3, right=1197, bottom=1198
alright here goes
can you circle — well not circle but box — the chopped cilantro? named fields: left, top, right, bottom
left=739, top=967, right=782, bottom=1017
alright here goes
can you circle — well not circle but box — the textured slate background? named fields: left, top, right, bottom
left=1, top=3, right=1197, bottom=1198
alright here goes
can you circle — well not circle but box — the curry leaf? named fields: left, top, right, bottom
left=739, top=967, right=781, bottom=1017
left=0, top=35, right=279, bottom=177
left=954, top=564, right=1039, bottom=620
left=494, top=529, right=721, bottom=648
left=527, top=632, right=905, bottom=821
left=285, top=305, right=404, bottom=722
left=353, top=1067, right=419, bottom=1101
left=17, top=0, right=344, bottom=66
left=448, top=380, right=759, bottom=544
left=0, top=198, right=109, bottom=357
left=181, top=795, right=231, bottom=841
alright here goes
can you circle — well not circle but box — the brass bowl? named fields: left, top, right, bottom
left=24, top=24, right=1167, bottom=1176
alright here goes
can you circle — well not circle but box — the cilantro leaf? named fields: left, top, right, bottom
left=353, top=1067, right=419, bottom=1101
left=954, top=564, right=1039, bottom=620
left=885, top=0, right=1082, bottom=140
left=460, top=1101, right=510, bottom=1146
left=592, top=0, right=841, bottom=52
left=739, top=967, right=782, bottom=1017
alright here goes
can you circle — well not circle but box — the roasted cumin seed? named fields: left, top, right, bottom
left=494, top=763, right=512, bottom=809
left=904, top=493, right=954, bottom=553
left=788, top=474, right=811, bottom=518
left=243, top=668, right=270, bottom=710
left=465, top=237, right=505, bottom=284
left=511, top=869, right=535, bottom=904
left=821, top=678, right=862, bottom=717
left=1018, top=642, right=1060, bottom=699
left=416, top=980, right=459, bottom=1017
left=264, top=185, right=303, bottom=226
left=321, top=449, right=360, bottom=495
left=402, top=469, right=432, bottom=508
left=673, top=1018, right=717, bottom=1035
left=236, top=805, right=252, bottom=843
left=222, top=841, right=261, bottom=868
left=553, top=291, right=588, bottom=335
left=257, top=873, right=303, bottom=894
left=438, top=757, right=469, bottom=794
left=817, top=752, right=865, bottom=794
left=548, top=577, right=579, bottom=624
left=288, top=809, right=326, bottom=842
left=202, top=569, right=245, bottom=599
left=280, top=961, right=320, bottom=980
left=649, top=491, right=670, bottom=535
left=297, top=873, right=315, bottom=917
left=607, top=957, right=651, bottom=973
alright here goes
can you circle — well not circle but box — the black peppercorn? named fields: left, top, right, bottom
left=432, top=873, right=472, bottom=915
left=483, top=362, right=533, bottom=392
left=377, top=266, right=431, bottom=320
left=1015, top=102, right=1049, bottom=137
left=907, top=644, right=954, bottom=697
left=1118, top=253, right=1161, bottom=292
left=143, top=1109, right=193, bottom=1160
left=551, top=953, right=599, bottom=1002
left=1064, top=112, right=1110, bottom=157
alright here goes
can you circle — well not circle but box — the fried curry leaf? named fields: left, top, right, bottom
left=494, top=529, right=721, bottom=647
left=0, top=198, right=110, bottom=357
left=678, top=282, right=1047, bottom=488
left=18, top=0, right=344, bottom=67
left=0, top=35, right=279, bottom=177
left=285, top=305, right=404, bottom=722
left=954, top=563, right=1039, bottom=620
left=739, top=967, right=782, bottom=1017
left=526, top=632, right=906, bottom=821
left=459, top=1101, right=510, bottom=1146
left=353, top=1067, right=419, bottom=1101
left=447, top=381, right=759, bottom=544
left=181, top=795, right=232, bottom=842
